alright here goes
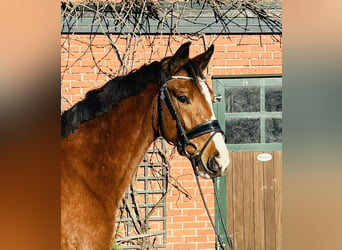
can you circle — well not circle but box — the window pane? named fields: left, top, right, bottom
left=266, top=118, right=282, bottom=143
left=265, top=86, right=282, bottom=112
left=225, top=87, right=260, bottom=113
left=225, top=118, right=260, bottom=144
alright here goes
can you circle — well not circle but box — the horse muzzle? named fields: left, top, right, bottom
left=176, top=120, right=229, bottom=179
left=195, top=152, right=229, bottom=179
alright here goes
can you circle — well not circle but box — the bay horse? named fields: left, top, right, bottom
left=61, top=42, right=230, bottom=249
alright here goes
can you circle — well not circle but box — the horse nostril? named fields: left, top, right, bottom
left=208, top=155, right=220, bottom=173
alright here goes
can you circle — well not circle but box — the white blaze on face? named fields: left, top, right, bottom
left=198, top=79, right=230, bottom=175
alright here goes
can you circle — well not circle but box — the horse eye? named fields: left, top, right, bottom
left=177, top=95, right=190, bottom=104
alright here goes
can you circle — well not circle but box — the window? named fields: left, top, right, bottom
left=213, top=76, right=282, bottom=151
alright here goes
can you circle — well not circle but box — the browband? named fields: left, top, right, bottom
left=170, top=76, right=194, bottom=80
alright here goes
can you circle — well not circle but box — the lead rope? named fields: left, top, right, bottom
left=190, top=158, right=234, bottom=250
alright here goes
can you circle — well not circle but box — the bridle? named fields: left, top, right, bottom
left=158, top=71, right=224, bottom=173
left=158, top=70, right=234, bottom=249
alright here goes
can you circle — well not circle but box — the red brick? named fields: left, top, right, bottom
left=238, top=52, right=259, bottom=59
left=167, top=236, right=185, bottom=243
left=183, top=208, right=205, bottom=216
left=70, top=81, right=95, bottom=88
left=274, top=67, right=282, bottom=74
left=214, top=51, right=229, bottom=59
left=274, top=51, right=282, bottom=58
left=197, top=215, right=215, bottom=222
left=197, top=242, right=216, bottom=249
left=228, top=45, right=250, bottom=52
left=71, top=66, right=94, bottom=74
left=214, top=38, right=236, bottom=45
left=197, top=228, right=214, bottom=235
left=64, top=87, right=81, bottom=95
left=212, top=67, right=234, bottom=76
left=172, top=215, right=197, bottom=223
left=238, top=37, right=260, bottom=45
left=81, top=60, right=97, bottom=67
left=260, top=51, right=273, bottom=59
left=186, top=235, right=208, bottom=243
left=224, top=52, right=236, bottom=59
left=172, top=228, right=196, bottom=237
left=173, top=202, right=196, bottom=211
left=89, top=45, right=106, bottom=53
left=211, top=59, right=226, bottom=66
left=167, top=222, right=183, bottom=230
left=173, top=243, right=197, bottom=249
left=266, top=59, right=282, bottom=66
left=266, top=44, right=282, bottom=51
left=261, top=36, right=274, bottom=44
left=227, top=59, right=249, bottom=66
left=62, top=74, right=81, bottom=81
left=182, top=221, right=207, bottom=229
left=250, top=45, right=265, bottom=52
left=177, top=174, right=195, bottom=181
left=83, top=74, right=107, bottom=81
left=251, top=59, right=265, bottom=66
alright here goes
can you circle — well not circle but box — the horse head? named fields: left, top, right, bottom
left=157, top=42, right=230, bottom=179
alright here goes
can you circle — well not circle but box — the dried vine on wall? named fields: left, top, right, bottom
left=61, top=0, right=282, bottom=83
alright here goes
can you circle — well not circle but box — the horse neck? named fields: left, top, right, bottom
left=65, top=82, right=159, bottom=208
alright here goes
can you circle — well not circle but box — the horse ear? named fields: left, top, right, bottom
left=192, top=44, right=214, bottom=71
left=168, top=42, right=191, bottom=74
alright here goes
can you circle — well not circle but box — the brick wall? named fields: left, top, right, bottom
left=61, top=34, right=282, bottom=249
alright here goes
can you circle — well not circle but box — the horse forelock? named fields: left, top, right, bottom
left=61, top=61, right=162, bottom=138
left=183, top=59, right=206, bottom=90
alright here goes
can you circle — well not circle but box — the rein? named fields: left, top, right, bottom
left=158, top=71, right=234, bottom=249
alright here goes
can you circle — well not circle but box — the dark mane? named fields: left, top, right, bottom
left=61, top=61, right=162, bottom=138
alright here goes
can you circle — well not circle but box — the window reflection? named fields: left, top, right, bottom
left=225, top=87, right=260, bottom=113
left=226, top=118, right=260, bottom=144
left=266, top=118, right=282, bottom=143
left=265, top=86, right=282, bottom=112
